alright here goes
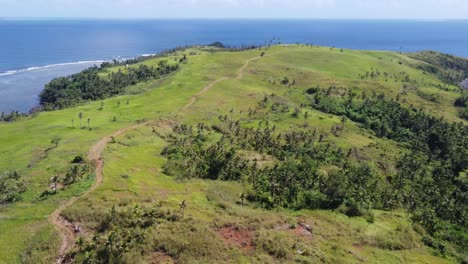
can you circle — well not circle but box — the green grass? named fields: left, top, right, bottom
left=0, top=44, right=463, bottom=263
left=63, top=124, right=451, bottom=263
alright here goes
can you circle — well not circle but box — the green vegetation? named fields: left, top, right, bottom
left=0, top=111, right=27, bottom=122
left=1, top=45, right=467, bottom=263
left=409, top=50, right=468, bottom=86
left=161, top=94, right=467, bottom=260
left=0, top=170, right=27, bottom=204
left=455, top=92, right=468, bottom=120
left=40, top=60, right=180, bottom=110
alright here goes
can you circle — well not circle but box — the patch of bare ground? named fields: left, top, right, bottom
left=150, top=252, right=175, bottom=264
left=352, top=243, right=364, bottom=251
left=218, top=225, right=255, bottom=252
left=276, top=221, right=313, bottom=237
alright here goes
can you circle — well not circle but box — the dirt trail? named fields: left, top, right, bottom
left=182, top=53, right=274, bottom=110
left=236, top=55, right=263, bottom=80
left=50, top=52, right=272, bottom=263
left=182, top=77, right=229, bottom=110
left=49, top=122, right=149, bottom=263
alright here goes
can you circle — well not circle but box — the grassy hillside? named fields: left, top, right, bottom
left=0, top=45, right=466, bottom=263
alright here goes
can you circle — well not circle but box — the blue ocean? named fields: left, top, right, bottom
left=1, top=19, right=468, bottom=113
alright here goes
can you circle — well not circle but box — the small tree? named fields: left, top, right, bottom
left=79, top=112, right=83, bottom=128
left=340, top=116, right=347, bottom=135
left=51, top=136, right=61, bottom=147
left=239, top=193, right=245, bottom=206
left=292, top=107, right=301, bottom=118
left=179, top=200, right=187, bottom=217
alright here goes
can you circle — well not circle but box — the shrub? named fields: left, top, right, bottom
left=71, top=155, right=85, bottom=163
left=0, top=170, right=27, bottom=204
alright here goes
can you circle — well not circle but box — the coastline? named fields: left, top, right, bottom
left=0, top=61, right=104, bottom=113
left=0, top=49, right=183, bottom=113
left=0, top=60, right=105, bottom=77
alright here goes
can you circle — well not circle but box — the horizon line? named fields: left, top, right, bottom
left=1, top=17, right=468, bottom=21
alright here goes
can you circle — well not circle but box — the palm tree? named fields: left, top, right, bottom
left=79, top=112, right=83, bottom=128
left=340, top=116, right=347, bottom=136
left=239, top=193, right=246, bottom=206
left=179, top=200, right=187, bottom=216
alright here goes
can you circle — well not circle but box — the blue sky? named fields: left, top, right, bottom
left=1, top=0, right=467, bottom=19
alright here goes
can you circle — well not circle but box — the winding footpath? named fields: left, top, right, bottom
left=49, top=122, right=150, bottom=263
left=49, top=53, right=271, bottom=263
left=181, top=54, right=266, bottom=110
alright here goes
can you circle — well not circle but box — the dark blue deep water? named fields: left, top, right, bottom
left=1, top=19, right=468, bottom=112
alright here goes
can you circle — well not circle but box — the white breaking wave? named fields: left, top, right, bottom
left=0, top=60, right=106, bottom=77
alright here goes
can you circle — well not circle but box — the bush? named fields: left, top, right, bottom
left=454, top=95, right=468, bottom=107
left=0, top=170, right=27, bottom=204
left=71, top=155, right=85, bottom=163
left=39, top=190, right=56, bottom=200
left=208, top=41, right=225, bottom=48
left=306, top=87, right=320, bottom=94
left=460, top=107, right=468, bottom=120
left=295, top=190, right=327, bottom=210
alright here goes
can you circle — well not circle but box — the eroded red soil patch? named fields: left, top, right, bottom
left=218, top=226, right=255, bottom=252
left=276, top=222, right=313, bottom=237
left=294, top=223, right=313, bottom=237
left=150, top=252, right=175, bottom=264
left=352, top=243, right=364, bottom=251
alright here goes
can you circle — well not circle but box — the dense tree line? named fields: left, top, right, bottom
left=108, top=45, right=194, bottom=66
left=409, top=50, right=468, bottom=86
left=39, top=61, right=179, bottom=110
left=308, top=87, right=467, bottom=176
left=162, top=91, right=467, bottom=260
left=162, top=118, right=383, bottom=213
left=455, top=92, right=468, bottom=120
left=207, top=41, right=260, bottom=52
left=309, top=87, right=467, bottom=256
left=0, top=111, right=27, bottom=122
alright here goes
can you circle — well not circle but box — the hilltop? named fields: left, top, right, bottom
left=0, top=44, right=466, bottom=263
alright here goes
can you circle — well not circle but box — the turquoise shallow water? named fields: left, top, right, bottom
left=1, top=19, right=467, bottom=112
